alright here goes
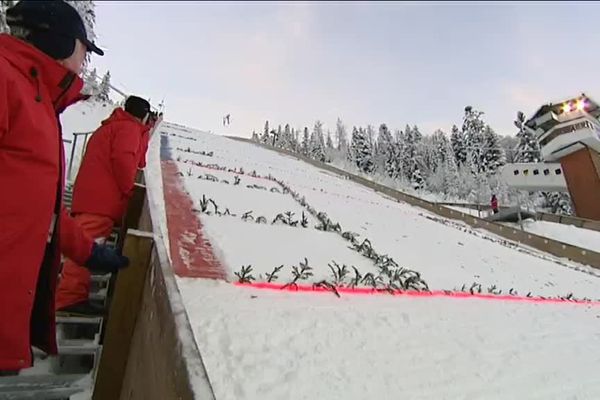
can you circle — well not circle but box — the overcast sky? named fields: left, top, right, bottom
left=90, top=1, right=600, bottom=138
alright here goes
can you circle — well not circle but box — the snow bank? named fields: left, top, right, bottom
left=178, top=279, right=600, bottom=400
left=508, top=220, right=600, bottom=253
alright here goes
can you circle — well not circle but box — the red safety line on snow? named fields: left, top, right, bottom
left=234, top=282, right=600, bottom=307
left=161, top=160, right=227, bottom=279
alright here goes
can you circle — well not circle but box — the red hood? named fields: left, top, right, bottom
left=0, top=34, right=84, bottom=113
left=102, top=107, right=146, bottom=129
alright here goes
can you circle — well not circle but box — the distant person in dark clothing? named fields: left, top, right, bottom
left=491, top=194, right=499, bottom=214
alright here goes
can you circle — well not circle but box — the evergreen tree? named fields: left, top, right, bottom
left=1, top=1, right=16, bottom=34
left=462, top=106, right=487, bottom=174
left=97, top=70, right=111, bottom=102
left=88, top=68, right=98, bottom=85
left=270, top=129, right=277, bottom=146
left=292, top=127, right=299, bottom=152
left=335, top=118, right=348, bottom=153
left=301, top=127, right=310, bottom=156
left=273, top=124, right=282, bottom=148
left=545, top=192, right=574, bottom=215
left=394, top=129, right=406, bottom=177
left=514, top=111, right=541, bottom=163
left=350, top=127, right=374, bottom=173
left=309, top=121, right=327, bottom=162
left=482, top=125, right=505, bottom=174
left=433, top=130, right=451, bottom=167
left=251, top=130, right=259, bottom=142
left=326, top=130, right=334, bottom=150
left=400, top=125, right=424, bottom=189
left=261, top=121, right=270, bottom=144
left=441, top=138, right=460, bottom=197
left=377, top=123, right=398, bottom=178
left=450, top=124, right=467, bottom=166
left=282, top=124, right=292, bottom=150
left=366, top=125, right=376, bottom=152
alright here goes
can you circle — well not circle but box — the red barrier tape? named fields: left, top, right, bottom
left=234, top=282, right=600, bottom=306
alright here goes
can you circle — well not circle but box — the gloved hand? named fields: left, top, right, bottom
left=85, top=242, right=130, bottom=274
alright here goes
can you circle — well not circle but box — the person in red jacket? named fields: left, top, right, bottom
left=56, top=96, right=152, bottom=315
left=491, top=194, right=499, bottom=214
left=0, top=0, right=129, bottom=372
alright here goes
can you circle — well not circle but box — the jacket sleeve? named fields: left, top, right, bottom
left=111, top=123, right=142, bottom=196
left=137, top=127, right=150, bottom=169
left=59, top=207, right=94, bottom=265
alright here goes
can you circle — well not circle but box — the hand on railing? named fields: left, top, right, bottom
left=85, top=242, right=130, bottom=274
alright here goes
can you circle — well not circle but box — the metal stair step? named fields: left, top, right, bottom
left=56, top=316, right=102, bottom=325
left=89, top=289, right=107, bottom=302
left=58, top=342, right=100, bottom=356
left=0, top=373, right=88, bottom=400
left=90, top=274, right=111, bottom=283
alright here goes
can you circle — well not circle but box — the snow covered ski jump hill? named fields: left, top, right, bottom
left=146, top=120, right=600, bottom=400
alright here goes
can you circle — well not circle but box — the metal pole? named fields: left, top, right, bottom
left=67, top=134, right=78, bottom=182
left=517, top=191, right=524, bottom=230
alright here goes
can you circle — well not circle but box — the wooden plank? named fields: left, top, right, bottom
left=116, top=184, right=147, bottom=250
left=92, top=230, right=154, bottom=400
left=119, top=242, right=214, bottom=400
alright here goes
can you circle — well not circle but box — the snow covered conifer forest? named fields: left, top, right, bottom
left=253, top=106, right=574, bottom=215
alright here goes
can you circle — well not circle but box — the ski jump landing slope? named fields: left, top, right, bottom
left=148, top=121, right=600, bottom=400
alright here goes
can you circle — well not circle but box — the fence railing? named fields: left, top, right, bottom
left=436, top=202, right=600, bottom=232
left=64, top=131, right=94, bottom=182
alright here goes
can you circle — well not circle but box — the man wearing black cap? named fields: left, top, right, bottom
left=56, top=95, right=153, bottom=315
left=0, top=0, right=128, bottom=371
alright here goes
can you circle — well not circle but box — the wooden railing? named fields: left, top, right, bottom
left=436, top=201, right=600, bottom=232
left=92, top=129, right=216, bottom=399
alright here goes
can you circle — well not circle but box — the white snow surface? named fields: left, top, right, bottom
left=179, top=279, right=600, bottom=400
left=507, top=219, right=600, bottom=253
left=153, top=123, right=600, bottom=400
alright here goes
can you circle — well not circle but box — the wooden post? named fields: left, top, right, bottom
left=92, top=230, right=154, bottom=400
left=116, top=184, right=146, bottom=250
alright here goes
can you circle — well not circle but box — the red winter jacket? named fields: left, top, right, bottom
left=0, top=35, right=94, bottom=370
left=71, top=108, right=150, bottom=222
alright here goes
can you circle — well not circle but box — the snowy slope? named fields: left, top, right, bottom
left=153, top=122, right=600, bottom=400
left=179, top=279, right=600, bottom=400
left=162, top=124, right=600, bottom=298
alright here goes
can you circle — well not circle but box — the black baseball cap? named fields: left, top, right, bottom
left=125, top=96, right=151, bottom=121
left=6, top=0, right=104, bottom=56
